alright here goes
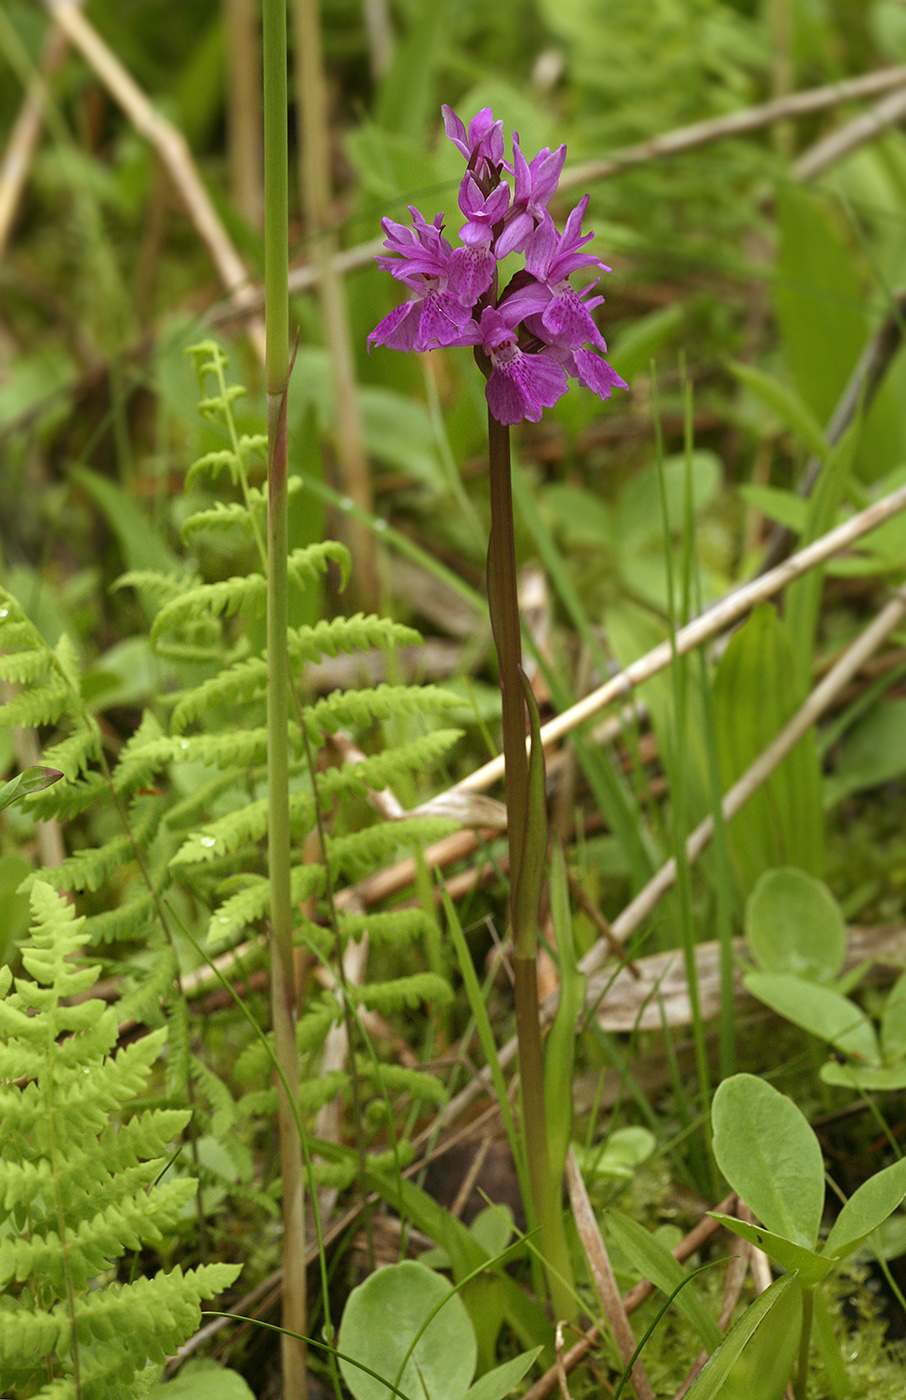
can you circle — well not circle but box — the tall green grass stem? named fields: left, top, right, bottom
left=263, top=0, right=307, bottom=1393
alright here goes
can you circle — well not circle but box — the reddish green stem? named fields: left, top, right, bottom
left=486, top=410, right=573, bottom=1318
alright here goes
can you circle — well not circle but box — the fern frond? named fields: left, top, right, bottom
left=356, top=1062, right=448, bottom=1106
left=184, top=429, right=265, bottom=490
left=207, top=863, right=322, bottom=946
left=82, top=892, right=158, bottom=945
left=327, top=815, right=457, bottom=881
left=305, top=683, right=458, bottom=739
left=164, top=770, right=245, bottom=829
left=334, top=907, right=435, bottom=948
left=180, top=477, right=301, bottom=543
left=169, top=655, right=267, bottom=733
left=0, top=884, right=241, bottom=1392
left=181, top=497, right=254, bottom=540
left=0, top=649, right=51, bottom=685
left=239, top=1069, right=348, bottom=1121
left=170, top=784, right=316, bottom=867
left=38, top=723, right=104, bottom=781
left=19, top=835, right=133, bottom=894
left=169, top=797, right=268, bottom=866
left=235, top=999, right=339, bottom=1085
left=117, top=947, right=178, bottom=1028
left=353, top=972, right=452, bottom=1012
left=0, top=680, right=74, bottom=729
left=149, top=545, right=347, bottom=645
left=331, top=729, right=462, bottom=794
left=152, top=636, right=224, bottom=665
left=288, top=613, right=421, bottom=663
left=113, top=569, right=196, bottom=607
left=151, top=571, right=267, bottom=644
left=0, top=614, right=36, bottom=652
left=25, top=771, right=108, bottom=821
left=185, top=447, right=243, bottom=488
left=118, top=728, right=272, bottom=790
left=287, top=541, right=350, bottom=591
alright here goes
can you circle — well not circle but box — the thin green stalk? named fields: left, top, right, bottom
left=263, top=0, right=307, bottom=1393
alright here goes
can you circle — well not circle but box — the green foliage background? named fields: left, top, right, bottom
left=3, top=0, right=906, bottom=1394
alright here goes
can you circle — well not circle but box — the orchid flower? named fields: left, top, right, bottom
left=368, top=110, right=626, bottom=424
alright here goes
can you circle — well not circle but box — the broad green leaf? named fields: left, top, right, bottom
left=573, top=1128, right=656, bottom=1181
left=605, top=1209, right=722, bottom=1353
left=463, top=1348, right=542, bottom=1400
left=774, top=184, right=903, bottom=480
left=737, top=483, right=809, bottom=536
left=745, top=867, right=846, bottom=982
left=461, top=1274, right=509, bottom=1380
left=825, top=699, right=906, bottom=809
left=774, top=186, right=865, bottom=427
left=617, top=452, right=722, bottom=546
left=711, top=605, right=824, bottom=895
left=708, top=1215, right=833, bottom=1287
left=0, top=766, right=63, bottom=813
left=543, top=483, right=616, bottom=549
left=728, top=360, right=828, bottom=461
left=784, top=425, right=857, bottom=691
left=820, top=1060, right=906, bottom=1092
left=70, top=463, right=181, bottom=575
left=824, top=1155, right=906, bottom=1259
left=881, top=970, right=906, bottom=1063
left=316, top=1140, right=555, bottom=1365
left=339, top=1261, right=476, bottom=1400
left=744, top=974, right=879, bottom=1065
left=345, top=124, right=439, bottom=203
left=684, top=1274, right=798, bottom=1400
left=148, top=1360, right=255, bottom=1398
left=711, top=1075, right=824, bottom=1249
left=358, top=387, right=447, bottom=491
left=469, top=1205, right=514, bottom=1262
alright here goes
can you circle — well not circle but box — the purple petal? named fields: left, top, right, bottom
left=495, top=211, right=534, bottom=260
left=567, top=348, right=629, bottom=400
left=541, top=287, right=608, bottom=350
left=486, top=350, right=569, bottom=424
left=368, top=300, right=420, bottom=353
left=450, top=245, right=496, bottom=305
left=525, top=212, right=560, bottom=280
left=414, top=292, right=475, bottom=351
left=442, top=105, right=470, bottom=159
left=528, top=145, right=566, bottom=205
left=497, top=277, right=552, bottom=326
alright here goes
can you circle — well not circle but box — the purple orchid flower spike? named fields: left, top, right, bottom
left=368, top=107, right=627, bottom=425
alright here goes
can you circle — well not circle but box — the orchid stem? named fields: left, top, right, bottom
left=486, top=411, right=574, bottom=1320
